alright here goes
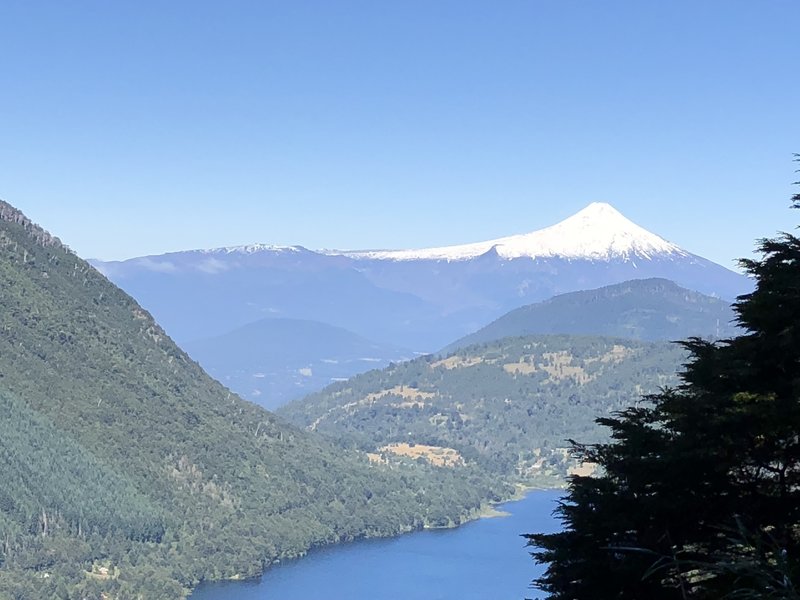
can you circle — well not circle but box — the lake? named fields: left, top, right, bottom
left=190, top=489, right=562, bottom=600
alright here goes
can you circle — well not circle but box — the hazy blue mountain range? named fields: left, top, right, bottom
left=92, top=247, right=447, bottom=348
left=184, top=318, right=412, bottom=409
left=444, top=278, right=740, bottom=353
left=92, top=203, right=750, bottom=352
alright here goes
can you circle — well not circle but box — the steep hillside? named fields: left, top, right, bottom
left=279, top=335, right=687, bottom=486
left=0, top=202, right=509, bottom=599
left=445, top=278, right=739, bottom=352
left=184, top=318, right=412, bottom=409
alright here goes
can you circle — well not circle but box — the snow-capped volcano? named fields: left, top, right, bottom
left=340, top=203, right=687, bottom=262
left=92, top=201, right=750, bottom=353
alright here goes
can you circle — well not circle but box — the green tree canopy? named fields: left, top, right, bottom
left=528, top=168, right=800, bottom=599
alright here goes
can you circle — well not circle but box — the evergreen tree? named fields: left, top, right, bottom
left=528, top=166, right=800, bottom=599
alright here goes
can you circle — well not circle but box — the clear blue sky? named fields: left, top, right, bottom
left=1, top=1, right=797, bottom=269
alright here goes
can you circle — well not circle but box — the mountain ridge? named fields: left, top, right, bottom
left=99, top=202, right=689, bottom=264
left=90, top=203, right=751, bottom=351
left=332, top=203, right=688, bottom=262
left=444, top=278, right=739, bottom=352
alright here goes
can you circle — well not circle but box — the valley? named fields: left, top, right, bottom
left=183, top=318, right=412, bottom=409
left=0, top=203, right=508, bottom=598
left=0, top=199, right=750, bottom=597
left=3, top=6, right=794, bottom=598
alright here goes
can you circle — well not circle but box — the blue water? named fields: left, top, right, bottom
left=191, top=489, right=562, bottom=600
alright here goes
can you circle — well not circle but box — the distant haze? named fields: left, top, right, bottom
left=93, top=204, right=750, bottom=352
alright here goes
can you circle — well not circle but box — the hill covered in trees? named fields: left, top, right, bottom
left=0, top=201, right=509, bottom=599
left=279, top=335, right=686, bottom=486
left=445, top=278, right=738, bottom=353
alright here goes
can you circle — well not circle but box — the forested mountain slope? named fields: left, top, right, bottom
left=445, top=278, right=739, bottom=352
left=0, top=202, right=508, bottom=599
left=279, top=335, right=686, bottom=486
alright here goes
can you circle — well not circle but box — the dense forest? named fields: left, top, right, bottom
left=0, top=202, right=510, bottom=599
left=527, top=179, right=800, bottom=598
left=279, top=335, right=687, bottom=486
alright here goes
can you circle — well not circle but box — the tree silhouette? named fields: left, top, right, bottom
left=527, top=163, right=800, bottom=599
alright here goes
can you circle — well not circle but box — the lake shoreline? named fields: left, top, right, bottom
left=189, top=486, right=564, bottom=599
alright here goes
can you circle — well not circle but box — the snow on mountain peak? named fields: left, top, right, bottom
left=342, top=203, right=688, bottom=262
left=201, top=243, right=305, bottom=255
